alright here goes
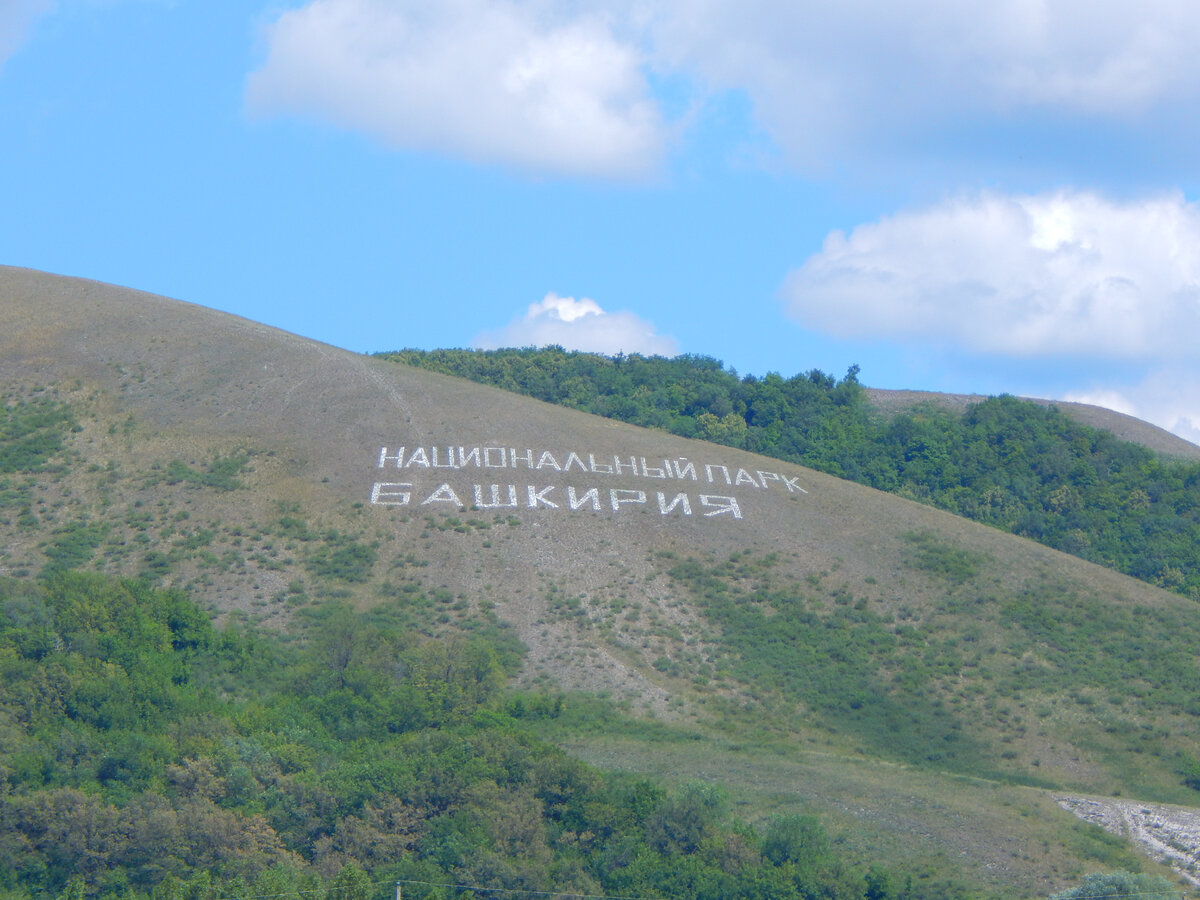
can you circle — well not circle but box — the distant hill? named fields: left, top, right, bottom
left=2, top=266, right=1200, bottom=899
left=864, top=388, right=1200, bottom=462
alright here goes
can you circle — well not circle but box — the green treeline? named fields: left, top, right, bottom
left=381, top=348, right=1200, bottom=598
left=1, top=572, right=950, bottom=900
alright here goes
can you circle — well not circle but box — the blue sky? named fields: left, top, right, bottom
left=4, top=1, right=1200, bottom=442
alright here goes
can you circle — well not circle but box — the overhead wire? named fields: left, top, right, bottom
left=217, top=875, right=1192, bottom=900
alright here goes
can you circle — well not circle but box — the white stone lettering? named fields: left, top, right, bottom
left=671, top=458, right=697, bottom=480
left=610, top=489, right=646, bottom=511
left=370, top=482, right=412, bottom=505
left=613, top=456, right=638, bottom=475
left=564, top=452, right=589, bottom=473
left=657, top=492, right=691, bottom=516
left=527, top=485, right=558, bottom=508
left=421, top=484, right=464, bottom=506
left=641, top=458, right=668, bottom=478
left=473, top=484, right=518, bottom=508
left=378, top=447, right=405, bottom=468
left=367, top=441, right=809, bottom=523
left=700, top=495, right=742, bottom=518
left=734, top=468, right=761, bottom=488
left=567, top=486, right=601, bottom=510
left=705, top=464, right=731, bottom=485
left=782, top=474, right=808, bottom=494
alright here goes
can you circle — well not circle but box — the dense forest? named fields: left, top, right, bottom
left=1, top=570, right=969, bottom=900
left=381, top=348, right=1200, bottom=599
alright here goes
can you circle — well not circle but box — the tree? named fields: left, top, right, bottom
left=1049, top=871, right=1177, bottom=900
left=696, top=412, right=748, bottom=448
left=327, top=864, right=372, bottom=900
left=761, top=814, right=830, bottom=868
left=645, top=781, right=729, bottom=855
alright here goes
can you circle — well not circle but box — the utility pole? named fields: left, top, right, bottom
left=394, top=883, right=402, bottom=900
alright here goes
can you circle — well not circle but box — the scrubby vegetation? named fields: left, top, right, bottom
left=2, top=570, right=966, bottom=900
left=1048, top=871, right=1176, bottom=900
left=382, top=348, right=1200, bottom=598
left=0, top=391, right=76, bottom=527
left=148, top=454, right=251, bottom=492
left=660, top=549, right=1200, bottom=798
left=0, top=391, right=75, bottom=476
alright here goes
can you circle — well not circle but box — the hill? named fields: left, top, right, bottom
left=863, top=388, right=1200, bottom=462
left=380, top=347, right=1200, bottom=599
left=3, top=266, right=1200, bottom=899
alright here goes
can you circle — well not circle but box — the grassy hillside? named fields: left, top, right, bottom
left=2, top=267, right=1200, bottom=898
left=381, top=347, right=1200, bottom=598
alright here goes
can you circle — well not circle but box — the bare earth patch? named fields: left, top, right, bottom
left=1058, top=796, right=1200, bottom=885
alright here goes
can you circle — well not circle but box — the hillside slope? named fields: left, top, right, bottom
left=3, top=266, right=1200, bottom=896
left=381, top=347, right=1200, bottom=599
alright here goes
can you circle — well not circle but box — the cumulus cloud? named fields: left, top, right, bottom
left=1066, top=371, right=1200, bottom=447
left=784, top=191, right=1200, bottom=360
left=246, top=0, right=663, bottom=178
left=0, top=0, right=51, bottom=71
left=245, top=0, right=1200, bottom=177
left=646, top=0, right=1200, bottom=170
left=783, top=190, right=1200, bottom=443
left=473, top=293, right=678, bottom=356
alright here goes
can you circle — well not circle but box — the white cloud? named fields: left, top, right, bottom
left=645, top=0, right=1200, bottom=170
left=1066, top=371, right=1200, bottom=447
left=246, top=0, right=663, bottom=178
left=473, top=293, right=678, bottom=356
left=0, top=0, right=52, bottom=71
left=243, top=0, right=1200, bottom=177
left=784, top=191, right=1200, bottom=360
left=783, top=189, right=1200, bottom=442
